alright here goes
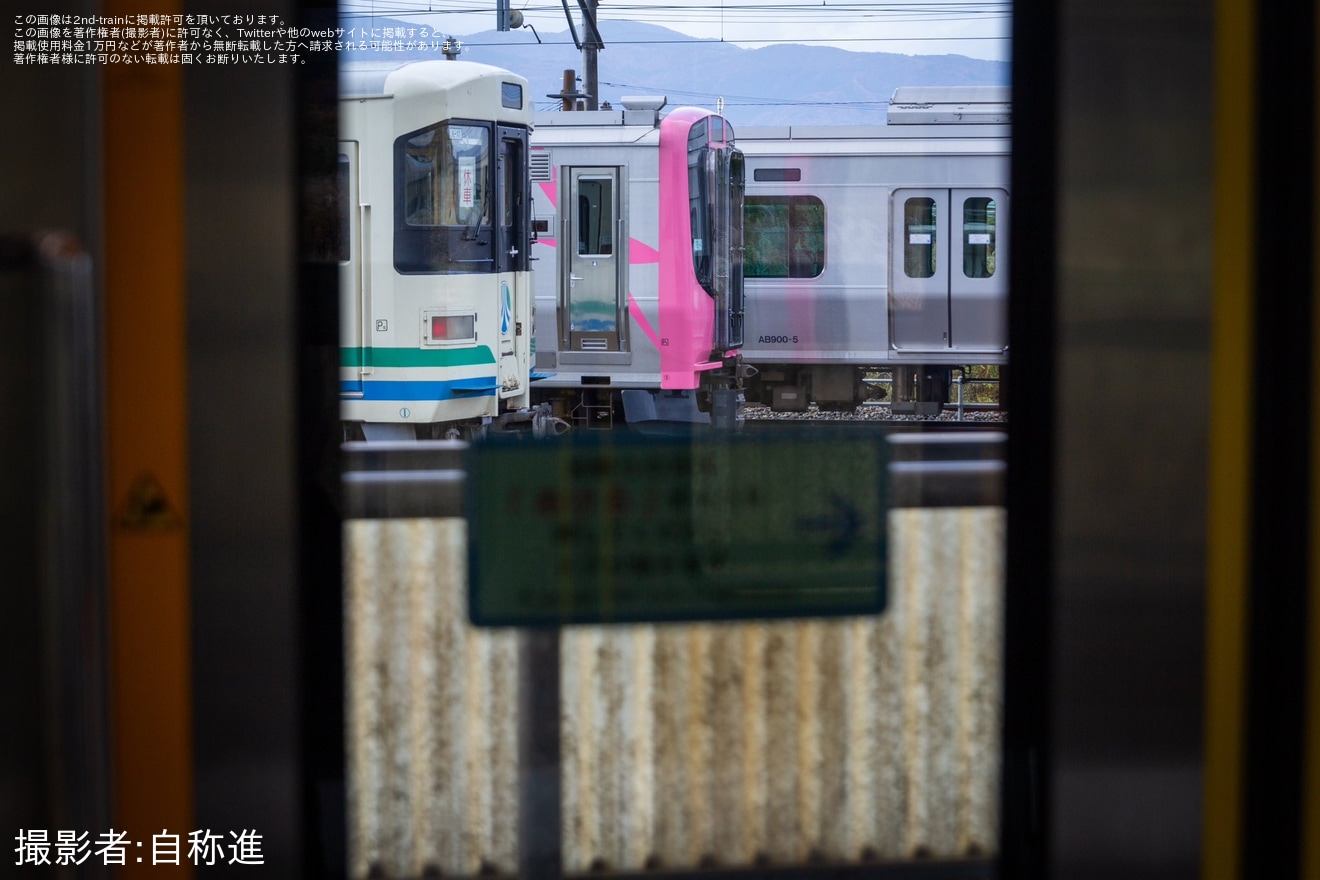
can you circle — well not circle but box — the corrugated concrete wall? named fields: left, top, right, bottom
left=345, top=519, right=522, bottom=878
left=344, top=508, right=1004, bottom=878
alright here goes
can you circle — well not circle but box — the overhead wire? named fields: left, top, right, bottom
left=341, top=1, right=1010, bottom=11
left=339, top=0, right=1010, bottom=25
left=339, top=0, right=1008, bottom=120
left=338, top=0, right=1011, bottom=53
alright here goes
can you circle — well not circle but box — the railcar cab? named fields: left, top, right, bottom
left=657, top=108, right=747, bottom=423
left=339, top=61, right=535, bottom=439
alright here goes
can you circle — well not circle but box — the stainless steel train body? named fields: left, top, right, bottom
left=339, top=61, right=535, bottom=439
left=529, top=100, right=746, bottom=427
left=531, top=87, right=1009, bottom=418
left=739, top=87, right=1010, bottom=412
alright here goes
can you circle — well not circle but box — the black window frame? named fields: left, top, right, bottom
left=393, top=119, right=496, bottom=275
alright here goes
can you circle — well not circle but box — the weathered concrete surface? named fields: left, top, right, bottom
left=346, top=519, right=521, bottom=878
left=345, top=508, right=1003, bottom=877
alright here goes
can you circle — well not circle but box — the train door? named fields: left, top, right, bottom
left=891, top=188, right=1009, bottom=352
left=339, top=141, right=365, bottom=397
left=949, top=188, right=1008, bottom=351
left=495, top=126, right=529, bottom=396
left=891, top=188, right=951, bottom=350
left=562, top=167, right=622, bottom=352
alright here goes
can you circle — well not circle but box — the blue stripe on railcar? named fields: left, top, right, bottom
left=341, top=379, right=498, bottom=399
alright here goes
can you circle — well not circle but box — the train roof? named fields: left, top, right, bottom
left=736, top=124, right=1011, bottom=150
left=738, top=87, right=1010, bottom=143
left=339, top=60, right=527, bottom=100
left=533, top=85, right=1010, bottom=142
left=887, top=85, right=1011, bottom=124
left=533, top=101, right=687, bottom=146
left=530, top=117, right=1009, bottom=151
left=531, top=112, right=663, bottom=146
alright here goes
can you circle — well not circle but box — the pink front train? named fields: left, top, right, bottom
left=657, top=107, right=743, bottom=390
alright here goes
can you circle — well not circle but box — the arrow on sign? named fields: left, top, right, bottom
left=796, top=492, right=863, bottom=558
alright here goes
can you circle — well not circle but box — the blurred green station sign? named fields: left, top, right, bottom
left=466, top=429, right=888, bottom=626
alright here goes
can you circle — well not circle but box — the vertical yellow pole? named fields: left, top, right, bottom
left=1204, top=0, right=1255, bottom=874
left=103, top=4, right=194, bottom=874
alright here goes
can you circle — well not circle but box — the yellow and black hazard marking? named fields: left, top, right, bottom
left=116, top=472, right=185, bottom=531
left=103, top=0, right=194, bottom=870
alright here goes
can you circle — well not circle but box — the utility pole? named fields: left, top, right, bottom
left=580, top=0, right=601, bottom=110
left=549, top=69, right=582, bottom=111
left=496, top=0, right=524, bottom=31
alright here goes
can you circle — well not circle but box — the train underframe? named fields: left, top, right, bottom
left=343, top=402, right=569, bottom=443
left=532, top=354, right=751, bottom=432
left=532, top=361, right=1004, bottom=429
left=742, top=362, right=1005, bottom=416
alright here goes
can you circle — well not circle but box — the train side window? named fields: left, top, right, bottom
left=904, top=197, right=937, bottom=278
left=689, top=159, right=709, bottom=282
left=576, top=177, right=614, bottom=256
left=963, top=197, right=996, bottom=278
left=503, top=154, right=515, bottom=229
left=745, top=195, right=824, bottom=279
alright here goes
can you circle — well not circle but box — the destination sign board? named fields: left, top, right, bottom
left=466, top=428, right=888, bottom=625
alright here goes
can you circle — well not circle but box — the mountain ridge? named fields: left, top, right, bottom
left=340, top=16, right=1010, bottom=125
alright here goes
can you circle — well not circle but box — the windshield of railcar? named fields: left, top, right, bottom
left=400, top=122, right=491, bottom=229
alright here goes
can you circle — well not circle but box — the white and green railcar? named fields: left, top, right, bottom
left=339, top=61, right=535, bottom=439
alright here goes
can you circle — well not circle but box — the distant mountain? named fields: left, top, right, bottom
left=339, top=16, right=1009, bottom=125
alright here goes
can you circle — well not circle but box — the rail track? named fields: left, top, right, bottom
left=740, top=402, right=1006, bottom=433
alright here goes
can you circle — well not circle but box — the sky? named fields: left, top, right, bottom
left=337, top=0, right=1013, bottom=61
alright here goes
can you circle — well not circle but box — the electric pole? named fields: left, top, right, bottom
left=497, top=0, right=524, bottom=31
left=580, top=0, right=601, bottom=110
